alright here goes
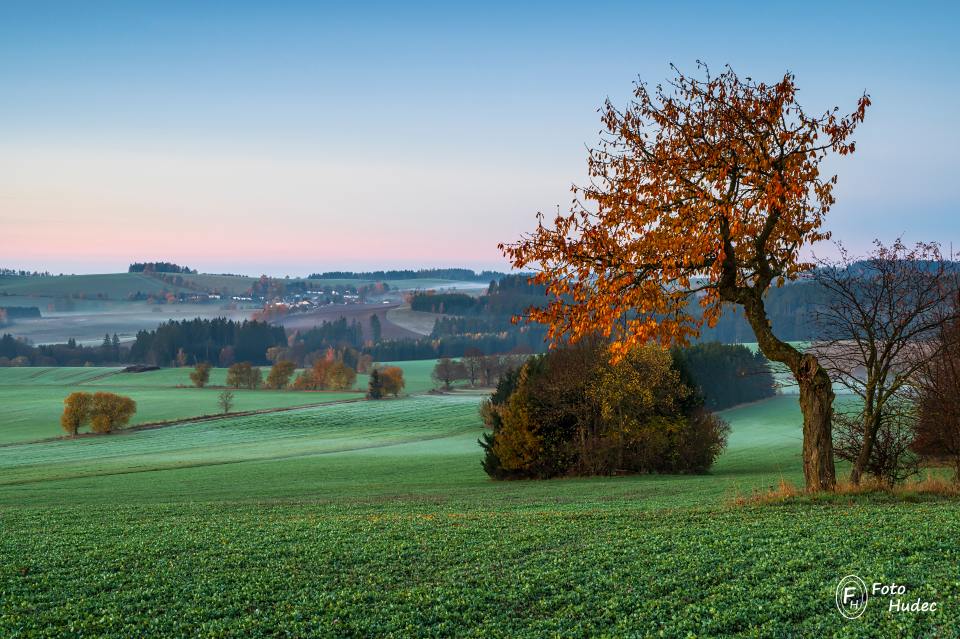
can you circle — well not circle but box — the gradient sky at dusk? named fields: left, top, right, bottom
left=2, top=1, right=958, bottom=275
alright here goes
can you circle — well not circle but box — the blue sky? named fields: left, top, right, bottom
left=1, top=1, right=957, bottom=275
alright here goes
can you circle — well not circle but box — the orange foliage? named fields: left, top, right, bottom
left=61, top=391, right=136, bottom=435
left=60, top=391, right=92, bottom=436
left=89, top=392, right=137, bottom=433
left=293, top=359, right=356, bottom=391
left=500, top=64, right=869, bottom=361
left=378, top=366, right=405, bottom=397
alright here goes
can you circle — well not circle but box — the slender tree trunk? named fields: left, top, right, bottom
left=850, top=413, right=880, bottom=485
left=742, top=297, right=837, bottom=491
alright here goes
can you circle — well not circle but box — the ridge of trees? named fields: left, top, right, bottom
left=128, top=262, right=197, bottom=274
left=128, top=318, right=286, bottom=366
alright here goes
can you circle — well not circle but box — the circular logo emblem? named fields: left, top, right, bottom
left=836, top=575, right=869, bottom=619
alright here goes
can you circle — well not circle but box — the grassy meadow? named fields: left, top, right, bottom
left=1, top=386, right=958, bottom=636
left=0, top=361, right=442, bottom=445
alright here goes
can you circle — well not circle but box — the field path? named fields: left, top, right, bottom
left=74, top=369, right=125, bottom=385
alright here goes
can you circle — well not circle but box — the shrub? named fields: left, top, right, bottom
left=326, top=361, right=357, bottom=391
left=189, top=362, right=212, bottom=388
left=218, top=390, right=235, bottom=414
left=432, top=358, right=466, bottom=390
left=292, top=359, right=356, bottom=390
left=89, top=392, right=137, bottom=433
left=264, top=360, right=297, bottom=389
left=226, top=362, right=262, bottom=389
left=833, top=405, right=919, bottom=485
left=378, top=366, right=405, bottom=397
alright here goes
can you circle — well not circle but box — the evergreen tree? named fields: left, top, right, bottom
left=367, top=369, right=384, bottom=399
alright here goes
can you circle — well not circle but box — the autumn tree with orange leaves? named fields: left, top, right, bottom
left=501, top=64, right=869, bottom=491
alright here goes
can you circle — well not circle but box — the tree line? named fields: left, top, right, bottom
left=128, top=318, right=286, bottom=366
left=0, top=268, right=53, bottom=277
left=671, top=343, right=775, bottom=411
left=188, top=356, right=404, bottom=395
left=128, top=262, right=197, bottom=274
left=0, top=306, right=41, bottom=320
left=369, top=331, right=545, bottom=361
left=435, top=342, right=775, bottom=407
left=431, top=351, right=529, bottom=389
left=0, top=333, right=122, bottom=367
left=376, top=276, right=553, bottom=360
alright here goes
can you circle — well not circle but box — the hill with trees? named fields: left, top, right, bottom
left=307, top=268, right=508, bottom=282
left=128, top=262, right=197, bottom=274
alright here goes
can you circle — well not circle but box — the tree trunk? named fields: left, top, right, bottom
left=797, top=354, right=837, bottom=491
left=741, top=297, right=837, bottom=491
left=850, top=413, right=880, bottom=485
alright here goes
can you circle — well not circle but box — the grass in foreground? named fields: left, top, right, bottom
left=733, top=473, right=960, bottom=506
left=1, top=395, right=957, bottom=637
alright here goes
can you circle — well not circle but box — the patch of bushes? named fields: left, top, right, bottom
left=411, top=292, right=478, bottom=314
left=292, top=359, right=357, bottom=391
left=368, top=366, right=404, bottom=399
left=60, top=391, right=137, bottom=435
left=226, top=362, right=263, bottom=389
left=264, top=360, right=297, bottom=389
left=480, top=340, right=729, bottom=479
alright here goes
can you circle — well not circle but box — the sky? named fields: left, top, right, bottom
left=1, top=1, right=958, bottom=276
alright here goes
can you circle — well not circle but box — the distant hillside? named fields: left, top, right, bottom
left=0, top=273, right=196, bottom=300
left=307, top=268, right=508, bottom=282
left=0, top=271, right=500, bottom=302
left=697, top=280, right=828, bottom=342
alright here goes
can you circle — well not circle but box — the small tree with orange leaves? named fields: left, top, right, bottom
left=61, top=391, right=92, bottom=436
left=89, top=392, right=137, bottom=434
left=378, top=366, right=405, bottom=397
left=501, top=64, right=870, bottom=491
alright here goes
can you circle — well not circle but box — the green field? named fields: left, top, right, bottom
left=1, top=387, right=957, bottom=636
left=0, top=361, right=443, bottom=445
left=0, top=272, right=267, bottom=298
left=0, top=272, right=197, bottom=298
